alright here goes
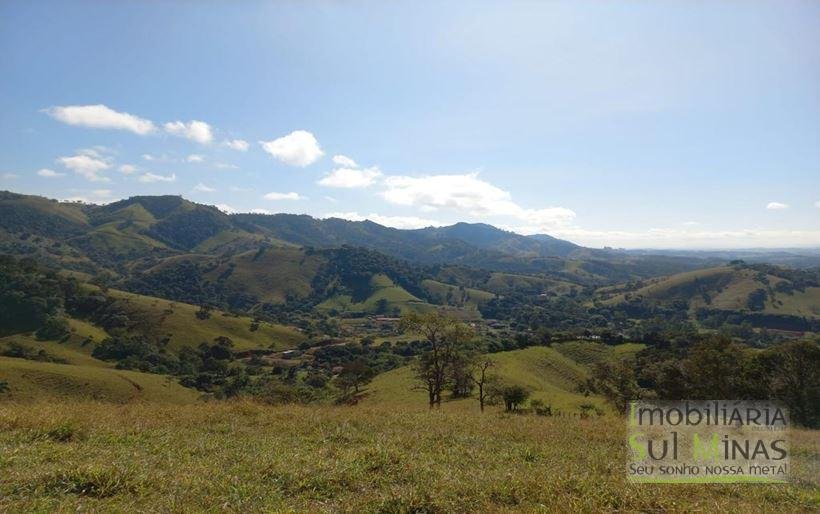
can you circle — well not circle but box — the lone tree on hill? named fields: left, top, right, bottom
left=401, top=312, right=475, bottom=409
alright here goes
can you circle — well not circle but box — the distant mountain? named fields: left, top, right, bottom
left=0, top=190, right=758, bottom=284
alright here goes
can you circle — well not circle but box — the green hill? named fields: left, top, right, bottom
left=365, top=342, right=643, bottom=412
left=104, top=289, right=305, bottom=352
left=599, top=265, right=820, bottom=320
left=0, top=356, right=198, bottom=403
left=319, top=274, right=434, bottom=315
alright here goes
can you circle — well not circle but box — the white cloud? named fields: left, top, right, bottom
left=766, top=202, right=789, bottom=210
left=187, top=154, right=204, bottom=163
left=224, top=139, right=249, bottom=152
left=260, top=130, right=323, bottom=167
left=250, top=208, right=272, bottom=214
left=814, top=201, right=820, bottom=209
left=318, top=166, right=382, bottom=188
left=142, top=154, right=155, bottom=161
left=324, top=196, right=338, bottom=203
left=229, top=186, right=251, bottom=192
left=324, top=211, right=444, bottom=230
left=138, top=172, right=176, bottom=183
left=62, top=189, right=117, bottom=204
left=332, top=154, right=357, bottom=167
left=118, top=164, right=137, bottom=175
left=164, top=120, right=213, bottom=144
left=2, top=173, right=19, bottom=179
left=44, top=104, right=155, bottom=135
left=213, top=162, right=238, bottom=170
left=550, top=227, right=820, bottom=249
left=214, top=203, right=237, bottom=214
left=263, top=191, right=304, bottom=201
left=193, top=182, right=216, bottom=193
left=37, top=168, right=65, bottom=178
left=381, top=172, right=575, bottom=232
left=57, top=152, right=111, bottom=182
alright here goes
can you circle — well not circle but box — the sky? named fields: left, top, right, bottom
left=1, top=1, right=818, bottom=249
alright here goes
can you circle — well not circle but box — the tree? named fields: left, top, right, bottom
left=746, top=289, right=767, bottom=311
left=681, top=335, right=751, bottom=399
left=401, top=312, right=475, bottom=409
left=500, top=384, right=530, bottom=412
left=336, top=360, right=374, bottom=399
left=764, top=340, right=819, bottom=427
left=470, top=359, right=495, bottom=412
left=0, top=380, right=8, bottom=394
left=448, top=352, right=475, bottom=398
left=589, top=359, right=643, bottom=414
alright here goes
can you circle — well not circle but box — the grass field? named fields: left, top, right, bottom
left=0, top=401, right=816, bottom=512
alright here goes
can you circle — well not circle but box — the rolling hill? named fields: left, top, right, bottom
left=599, top=264, right=820, bottom=319
left=0, top=190, right=738, bottom=286
left=365, top=342, right=644, bottom=412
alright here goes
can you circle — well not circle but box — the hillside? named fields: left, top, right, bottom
left=0, top=191, right=736, bottom=286
left=599, top=264, right=820, bottom=320
left=365, top=342, right=644, bottom=412
left=0, top=357, right=199, bottom=403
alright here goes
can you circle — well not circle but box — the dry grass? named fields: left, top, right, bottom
left=0, top=401, right=816, bottom=512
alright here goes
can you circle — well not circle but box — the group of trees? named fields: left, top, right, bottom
left=587, top=335, right=820, bottom=427
left=401, top=312, right=530, bottom=412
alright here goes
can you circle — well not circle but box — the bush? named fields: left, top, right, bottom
left=499, top=385, right=530, bottom=412
left=35, top=314, right=70, bottom=340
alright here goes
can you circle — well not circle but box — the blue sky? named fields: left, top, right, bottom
left=1, top=1, right=818, bottom=249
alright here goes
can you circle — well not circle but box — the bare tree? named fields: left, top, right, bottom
left=470, top=359, right=495, bottom=412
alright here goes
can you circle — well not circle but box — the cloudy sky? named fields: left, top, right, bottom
left=1, top=1, right=818, bottom=249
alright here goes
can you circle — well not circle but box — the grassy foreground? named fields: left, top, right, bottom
left=0, top=402, right=817, bottom=512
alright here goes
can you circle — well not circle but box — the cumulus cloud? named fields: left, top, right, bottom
left=381, top=172, right=575, bottom=232
left=224, top=139, right=249, bottom=151
left=193, top=183, right=216, bottom=193
left=766, top=202, right=789, bottom=210
left=263, top=191, right=304, bottom=201
left=332, top=154, right=357, bottom=167
left=164, top=120, right=213, bottom=144
left=323, top=212, right=444, bottom=230
left=57, top=150, right=112, bottom=182
left=118, top=164, right=137, bottom=175
left=37, top=168, right=65, bottom=178
left=260, top=130, right=323, bottom=167
left=187, top=154, right=204, bottom=163
left=44, top=104, right=155, bottom=135
left=138, top=172, right=176, bottom=183
left=318, top=166, right=382, bottom=188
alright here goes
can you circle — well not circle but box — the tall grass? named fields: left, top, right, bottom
left=0, top=401, right=816, bottom=512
